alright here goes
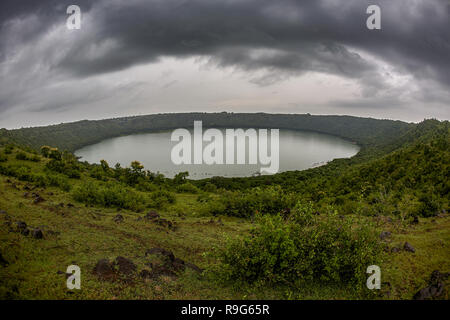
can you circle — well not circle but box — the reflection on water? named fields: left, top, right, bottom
left=75, top=129, right=359, bottom=179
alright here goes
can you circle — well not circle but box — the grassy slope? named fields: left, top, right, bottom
left=0, top=149, right=448, bottom=300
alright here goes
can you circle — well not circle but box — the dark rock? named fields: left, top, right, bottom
left=145, top=210, right=160, bottom=220
left=403, top=242, right=415, bottom=253
left=33, top=195, right=45, bottom=204
left=113, top=214, right=124, bottom=223
left=413, top=270, right=446, bottom=300
left=149, top=264, right=177, bottom=279
left=146, top=248, right=175, bottom=262
left=17, top=221, right=27, bottom=231
left=93, top=259, right=115, bottom=280
left=156, top=218, right=170, bottom=227
left=391, top=247, right=401, bottom=253
left=144, top=247, right=203, bottom=279
left=17, top=221, right=30, bottom=236
left=113, top=256, right=137, bottom=276
left=380, top=231, right=391, bottom=240
left=0, top=252, right=8, bottom=266
left=0, top=210, right=7, bottom=215
left=32, top=228, right=44, bottom=239
left=430, top=270, right=450, bottom=283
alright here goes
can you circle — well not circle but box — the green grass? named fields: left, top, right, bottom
left=0, top=146, right=448, bottom=300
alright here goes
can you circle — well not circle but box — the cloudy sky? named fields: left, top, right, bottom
left=0, top=0, right=449, bottom=129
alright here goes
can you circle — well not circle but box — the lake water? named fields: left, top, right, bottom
left=75, top=129, right=359, bottom=179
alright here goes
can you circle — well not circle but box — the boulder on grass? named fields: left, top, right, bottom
left=32, top=228, right=44, bottom=239
left=403, top=242, right=415, bottom=253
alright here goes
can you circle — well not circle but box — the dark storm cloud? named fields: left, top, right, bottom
left=2, top=0, right=448, bottom=86
left=0, top=0, right=449, bottom=121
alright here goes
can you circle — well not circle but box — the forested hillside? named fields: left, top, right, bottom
left=0, top=113, right=412, bottom=154
left=0, top=114, right=448, bottom=300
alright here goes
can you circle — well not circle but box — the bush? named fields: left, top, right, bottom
left=15, top=152, right=28, bottom=160
left=15, top=151, right=40, bottom=162
left=208, top=186, right=297, bottom=217
left=150, top=190, right=176, bottom=208
left=89, top=166, right=107, bottom=181
left=202, top=182, right=218, bottom=193
left=72, top=181, right=147, bottom=211
left=209, top=202, right=382, bottom=289
left=176, top=182, right=200, bottom=194
left=45, top=159, right=81, bottom=179
left=0, top=152, right=7, bottom=162
left=4, top=145, right=13, bottom=154
left=0, top=163, right=70, bottom=191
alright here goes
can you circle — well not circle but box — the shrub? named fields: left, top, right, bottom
left=72, top=181, right=147, bottom=211
left=49, top=149, right=62, bottom=160
left=45, top=159, right=81, bottom=179
left=202, top=182, right=218, bottom=193
left=209, top=202, right=382, bottom=289
left=89, top=166, right=107, bottom=181
left=197, top=193, right=213, bottom=203
left=176, top=182, right=200, bottom=194
left=40, top=146, right=51, bottom=157
left=150, top=190, right=176, bottom=208
left=15, top=152, right=28, bottom=160
left=208, top=186, right=297, bottom=217
left=15, top=151, right=40, bottom=162
left=4, top=144, right=13, bottom=154
left=0, top=163, right=70, bottom=191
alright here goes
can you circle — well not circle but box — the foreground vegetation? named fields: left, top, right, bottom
left=0, top=115, right=448, bottom=300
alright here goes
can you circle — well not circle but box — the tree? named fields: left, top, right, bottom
left=49, top=148, right=62, bottom=160
left=130, top=161, right=144, bottom=174
left=174, top=171, right=189, bottom=185
left=40, top=146, right=51, bottom=158
left=100, top=159, right=110, bottom=171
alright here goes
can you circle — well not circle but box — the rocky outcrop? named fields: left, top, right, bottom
left=413, top=270, right=449, bottom=300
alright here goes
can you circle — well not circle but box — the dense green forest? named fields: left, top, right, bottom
left=0, top=113, right=412, bottom=155
left=0, top=114, right=448, bottom=300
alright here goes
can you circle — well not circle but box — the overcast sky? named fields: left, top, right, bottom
left=0, top=0, right=449, bottom=129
